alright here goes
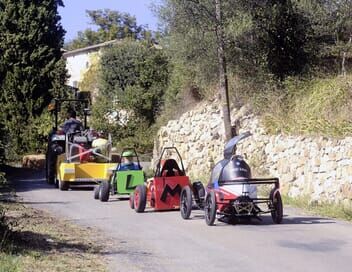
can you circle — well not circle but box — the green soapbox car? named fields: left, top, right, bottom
left=94, top=148, right=145, bottom=202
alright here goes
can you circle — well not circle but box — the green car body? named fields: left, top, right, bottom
left=111, top=169, right=145, bottom=195
left=94, top=148, right=145, bottom=202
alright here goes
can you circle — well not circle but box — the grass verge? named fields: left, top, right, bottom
left=0, top=173, right=108, bottom=272
left=283, top=194, right=352, bottom=222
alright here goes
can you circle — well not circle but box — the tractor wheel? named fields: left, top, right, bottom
left=270, top=189, right=283, bottom=224
left=45, top=148, right=56, bottom=185
left=54, top=176, right=59, bottom=188
left=99, top=181, right=110, bottom=202
left=134, top=185, right=147, bottom=213
left=180, top=186, right=192, bottom=219
left=205, top=191, right=217, bottom=226
left=94, top=185, right=100, bottom=200
left=129, top=193, right=135, bottom=209
left=59, top=179, right=69, bottom=191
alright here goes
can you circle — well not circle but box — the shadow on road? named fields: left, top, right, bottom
left=9, top=229, right=101, bottom=254
left=186, top=211, right=335, bottom=226
left=3, top=166, right=96, bottom=193
left=282, top=215, right=335, bottom=225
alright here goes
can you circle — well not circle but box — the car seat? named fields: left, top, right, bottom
left=161, top=159, right=184, bottom=177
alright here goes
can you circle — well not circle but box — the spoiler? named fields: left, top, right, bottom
left=223, top=131, right=252, bottom=159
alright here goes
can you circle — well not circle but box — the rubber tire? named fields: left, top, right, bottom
left=270, top=189, right=283, bottom=224
left=45, top=148, right=56, bottom=184
left=54, top=176, right=59, bottom=188
left=129, top=193, right=135, bottom=209
left=180, top=186, right=193, bottom=219
left=59, top=179, right=69, bottom=191
left=94, top=185, right=100, bottom=200
left=192, top=181, right=205, bottom=207
left=205, top=191, right=217, bottom=226
left=99, top=181, right=110, bottom=202
left=134, top=185, right=147, bottom=213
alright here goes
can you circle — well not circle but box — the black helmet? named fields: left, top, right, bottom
left=219, top=155, right=251, bottom=182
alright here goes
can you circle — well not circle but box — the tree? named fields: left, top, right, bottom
left=91, top=39, right=169, bottom=152
left=215, top=0, right=232, bottom=140
left=0, top=0, right=67, bottom=156
left=158, top=0, right=253, bottom=140
left=252, top=0, right=311, bottom=80
left=66, top=9, right=153, bottom=50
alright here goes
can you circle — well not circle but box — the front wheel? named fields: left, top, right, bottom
left=129, top=193, right=135, bottom=209
left=180, top=186, right=192, bottom=219
left=94, top=185, right=100, bottom=200
left=205, top=191, right=217, bottom=226
left=270, top=189, right=283, bottom=224
left=134, top=185, right=147, bottom=213
left=99, top=181, right=110, bottom=202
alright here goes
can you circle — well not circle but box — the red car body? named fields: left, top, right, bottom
left=131, top=148, right=191, bottom=212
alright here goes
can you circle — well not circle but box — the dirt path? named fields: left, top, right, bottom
left=13, top=168, right=352, bottom=272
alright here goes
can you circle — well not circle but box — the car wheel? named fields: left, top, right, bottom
left=134, top=185, right=147, bottom=213
left=205, top=191, right=217, bottom=226
left=99, top=181, right=110, bottom=202
left=54, top=175, right=59, bottom=188
left=129, top=193, right=135, bottom=209
left=270, top=189, right=283, bottom=224
left=59, top=179, right=69, bottom=191
left=46, top=148, right=56, bottom=184
left=94, top=185, right=100, bottom=200
left=180, top=186, right=192, bottom=219
left=192, top=181, right=205, bottom=207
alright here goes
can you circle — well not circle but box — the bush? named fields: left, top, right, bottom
left=240, top=74, right=352, bottom=137
left=89, top=39, right=169, bottom=153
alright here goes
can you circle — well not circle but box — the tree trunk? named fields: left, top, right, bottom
left=341, top=34, right=352, bottom=77
left=215, top=0, right=232, bottom=141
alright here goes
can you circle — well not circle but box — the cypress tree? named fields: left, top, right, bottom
left=0, top=0, right=67, bottom=155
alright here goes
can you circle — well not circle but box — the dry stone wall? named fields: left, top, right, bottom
left=152, top=99, right=352, bottom=206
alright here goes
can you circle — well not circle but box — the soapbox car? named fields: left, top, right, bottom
left=180, top=131, right=283, bottom=226
left=94, top=148, right=144, bottom=202
left=130, top=147, right=190, bottom=213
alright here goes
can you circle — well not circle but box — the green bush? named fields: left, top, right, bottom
left=89, top=39, right=169, bottom=153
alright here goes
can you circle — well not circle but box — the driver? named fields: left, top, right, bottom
left=118, top=150, right=141, bottom=171
left=61, top=109, right=83, bottom=134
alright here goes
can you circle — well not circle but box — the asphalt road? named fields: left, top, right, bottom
left=13, top=169, right=352, bottom=272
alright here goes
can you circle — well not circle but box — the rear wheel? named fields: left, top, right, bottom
left=192, top=181, right=205, bottom=208
left=59, top=179, right=69, bottom=191
left=205, top=191, right=217, bottom=226
left=129, top=193, right=135, bottom=209
left=94, top=185, right=100, bottom=199
left=270, top=189, right=283, bottom=224
left=45, top=148, right=56, bottom=185
left=134, top=185, right=147, bottom=213
left=99, top=181, right=110, bottom=202
left=180, top=186, right=192, bottom=219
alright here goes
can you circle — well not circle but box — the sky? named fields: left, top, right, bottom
left=58, top=0, right=161, bottom=42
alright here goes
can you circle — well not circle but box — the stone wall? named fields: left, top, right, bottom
left=152, top=99, right=352, bottom=205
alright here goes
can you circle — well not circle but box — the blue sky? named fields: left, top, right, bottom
left=59, top=0, right=161, bottom=42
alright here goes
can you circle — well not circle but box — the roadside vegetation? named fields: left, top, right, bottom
left=283, top=195, right=352, bottom=222
left=76, top=0, right=352, bottom=153
left=0, top=171, right=108, bottom=272
left=1, top=0, right=351, bottom=159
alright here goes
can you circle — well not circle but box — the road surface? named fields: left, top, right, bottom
left=13, top=169, right=352, bottom=272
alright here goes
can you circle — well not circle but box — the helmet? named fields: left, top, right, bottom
left=92, top=138, right=108, bottom=148
left=219, top=155, right=251, bottom=182
left=122, top=150, right=134, bottom=157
